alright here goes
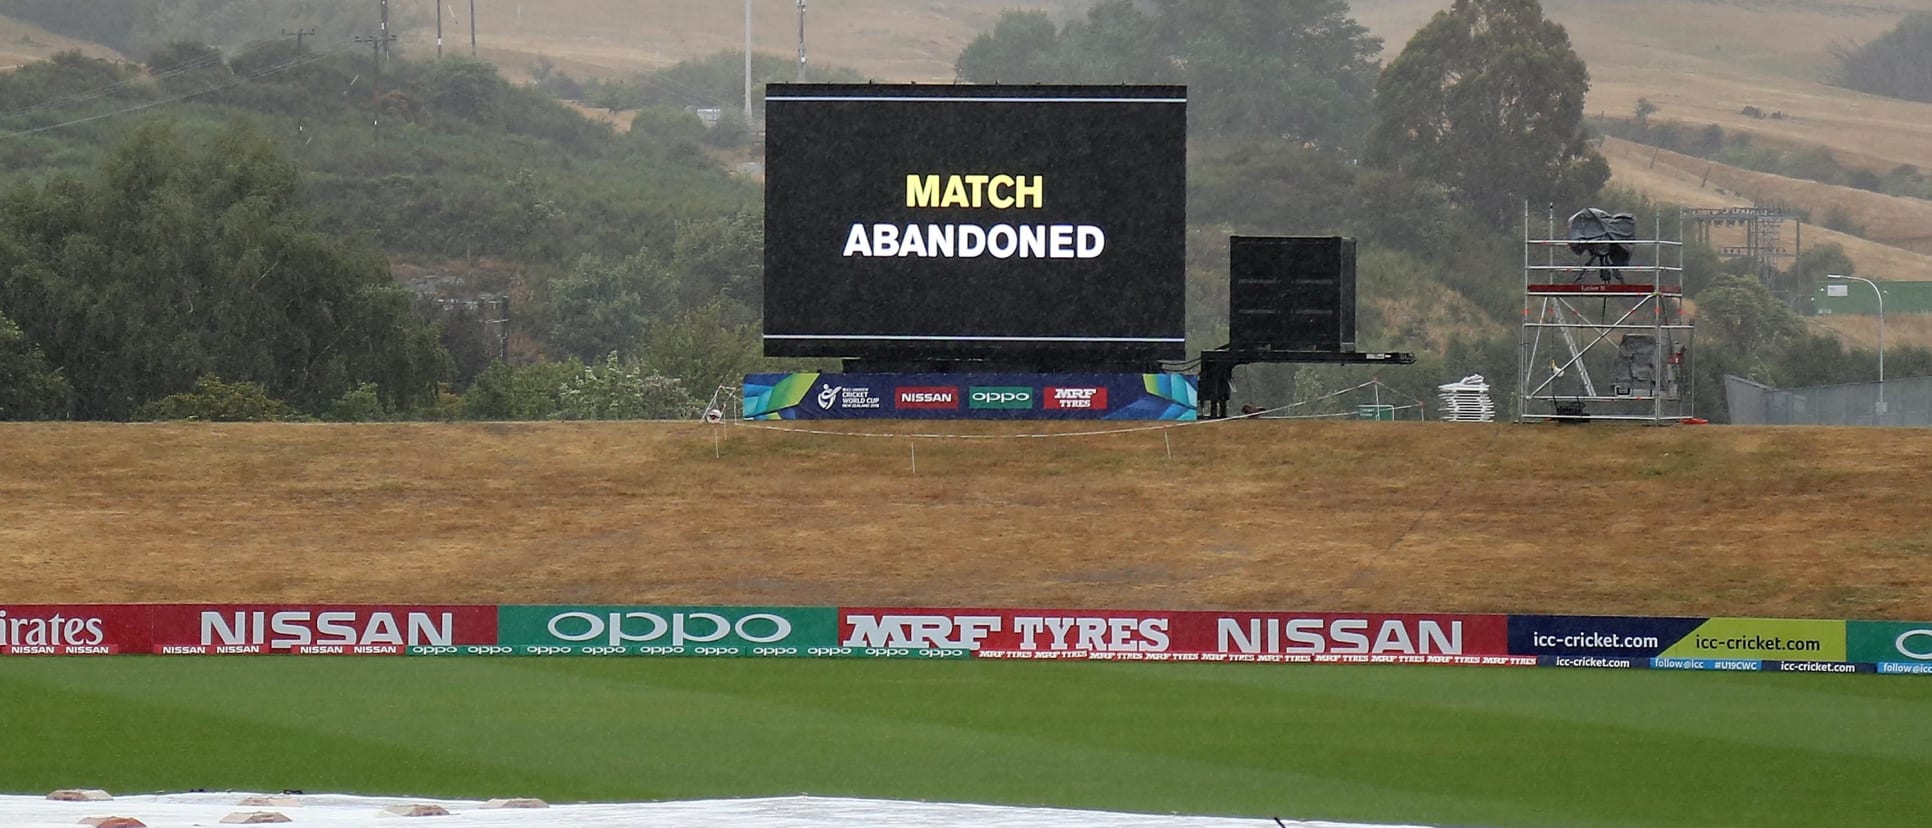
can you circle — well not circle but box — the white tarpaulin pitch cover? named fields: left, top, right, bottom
left=0, top=792, right=1441, bottom=828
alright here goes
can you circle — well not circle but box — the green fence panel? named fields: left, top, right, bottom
left=496, top=606, right=841, bottom=656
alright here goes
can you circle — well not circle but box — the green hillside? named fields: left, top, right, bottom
left=0, top=0, right=1919, bottom=424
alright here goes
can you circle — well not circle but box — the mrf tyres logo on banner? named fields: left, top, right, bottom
left=498, top=607, right=839, bottom=656
left=1044, top=386, right=1107, bottom=411
left=839, top=608, right=1171, bottom=657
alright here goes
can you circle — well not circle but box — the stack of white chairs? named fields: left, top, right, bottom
left=1437, top=374, right=1495, bottom=423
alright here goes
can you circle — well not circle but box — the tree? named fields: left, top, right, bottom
left=1696, top=276, right=1805, bottom=380
left=0, top=312, right=73, bottom=420
left=462, top=358, right=581, bottom=420
left=954, top=10, right=1062, bottom=83
left=546, top=252, right=676, bottom=362
left=556, top=353, right=702, bottom=420
left=1832, top=13, right=1932, bottom=103
left=1146, top=0, right=1381, bottom=149
left=0, top=119, right=449, bottom=419
left=135, top=375, right=299, bottom=422
left=955, top=1, right=1381, bottom=150
left=670, top=210, right=762, bottom=313
left=1365, top=0, right=1609, bottom=230
left=425, top=56, right=510, bottom=125
left=1633, top=97, right=1657, bottom=126
left=1782, top=243, right=1856, bottom=304
left=1055, top=0, right=1173, bottom=85
left=638, top=301, right=762, bottom=394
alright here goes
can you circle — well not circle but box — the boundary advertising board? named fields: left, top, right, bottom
left=0, top=605, right=495, bottom=655
left=836, top=607, right=1532, bottom=665
left=1, top=604, right=1924, bottom=676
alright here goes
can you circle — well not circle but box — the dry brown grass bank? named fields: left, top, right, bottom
left=2, top=421, right=1928, bottom=621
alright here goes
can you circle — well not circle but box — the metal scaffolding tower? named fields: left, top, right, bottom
left=1683, top=206, right=1799, bottom=292
left=1518, top=208, right=1695, bottom=424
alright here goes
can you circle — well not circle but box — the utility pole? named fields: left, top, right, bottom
left=283, top=28, right=318, bottom=146
left=354, top=32, right=397, bottom=142
left=379, top=0, right=392, bottom=67
left=744, top=0, right=753, bottom=128
left=796, top=1, right=807, bottom=82
left=281, top=27, right=316, bottom=56
left=435, top=0, right=443, bottom=59
left=470, top=0, right=478, bottom=56
left=492, top=295, right=511, bottom=362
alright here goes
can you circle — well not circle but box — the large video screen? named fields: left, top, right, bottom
left=762, top=83, right=1187, bottom=361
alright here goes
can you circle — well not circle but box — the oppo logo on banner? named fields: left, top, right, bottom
left=545, top=611, right=793, bottom=648
left=1897, top=629, right=1932, bottom=660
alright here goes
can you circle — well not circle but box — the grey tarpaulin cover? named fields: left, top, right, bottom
left=1566, top=208, right=1636, bottom=281
left=1614, top=335, right=1657, bottom=394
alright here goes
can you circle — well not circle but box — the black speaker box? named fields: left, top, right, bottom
left=1228, top=236, right=1356, bottom=351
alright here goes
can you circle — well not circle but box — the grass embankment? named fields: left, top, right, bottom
left=2, top=420, right=1929, bottom=620
left=1, top=657, right=1928, bottom=828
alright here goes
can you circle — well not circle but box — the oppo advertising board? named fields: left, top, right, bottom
left=762, top=83, right=1187, bottom=361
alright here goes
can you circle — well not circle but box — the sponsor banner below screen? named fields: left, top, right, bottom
left=1657, top=617, right=1846, bottom=662
left=838, top=608, right=1511, bottom=659
left=496, top=606, right=841, bottom=652
left=1846, top=620, right=1932, bottom=665
left=149, top=605, right=498, bottom=654
left=1509, top=614, right=1707, bottom=658
left=742, top=373, right=1197, bottom=421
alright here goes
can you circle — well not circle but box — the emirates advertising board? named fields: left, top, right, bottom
left=761, top=83, right=1187, bottom=361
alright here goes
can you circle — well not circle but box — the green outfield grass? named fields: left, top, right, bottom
left=0, top=658, right=1926, bottom=827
